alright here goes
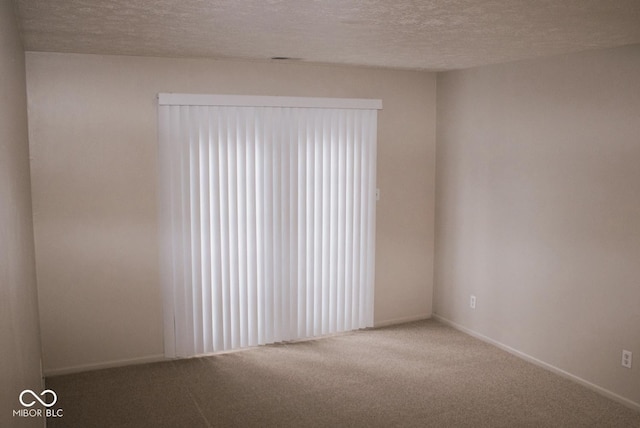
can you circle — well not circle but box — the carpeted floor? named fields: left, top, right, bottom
left=46, top=319, right=640, bottom=427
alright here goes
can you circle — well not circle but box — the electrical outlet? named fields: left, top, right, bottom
left=622, top=350, right=632, bottom=369
left=470, top=295, right=476, bottom=309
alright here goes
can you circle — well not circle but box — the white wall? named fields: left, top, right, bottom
left=25, top=53, right=436, bottom=374
left=435, top=45, right=640, bottom=407
left=0, top=0, right=43, bottom=425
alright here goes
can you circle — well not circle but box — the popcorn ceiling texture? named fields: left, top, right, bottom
left=13, top=0, right=640, bottom=70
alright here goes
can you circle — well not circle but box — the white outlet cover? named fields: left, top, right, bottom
left=622, top=350, right=632, bottom=368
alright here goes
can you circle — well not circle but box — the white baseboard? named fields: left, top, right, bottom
left=43, top=354, right=166, bottom=377
left=374, top=313, right=431, bottom=328
left=432, top=314, right=640, bottom=413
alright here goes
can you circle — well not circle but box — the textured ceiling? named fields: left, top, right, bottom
left=13, top=0, right=640, bottom=70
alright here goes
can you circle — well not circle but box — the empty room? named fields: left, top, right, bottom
left=2, top=0, right=639, bottom=426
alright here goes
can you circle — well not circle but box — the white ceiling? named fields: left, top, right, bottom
left=13, top=0, right=640, bottom=71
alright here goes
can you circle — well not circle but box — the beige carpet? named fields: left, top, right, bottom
left=46, top=319, right=640, bottom=427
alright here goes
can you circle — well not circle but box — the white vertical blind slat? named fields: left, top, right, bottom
left=218, top=108, right=231, bottom=350
left=198, top=107, right=211, bottom=354
left=313, top=113, right=322, bottom=337
left=321, top=110, right=331, bottom=335
left=159, top=100, right=378, bottom=357
left=329, top=110, right=338, bottom=334
left=365, top=111, right=378, bottom=326
left=180, top=106, right=194, bottom=356
left=343, top=110, right=354, bottom=332
left=263, top=108, right=274, bottom=344
left=358, top=112, right=370, bottom=327
left=236, top=108, right=248, bottom=348
left=209, top=107, right=223, bottom=352
left=305, top=111, right=315, bottom=337
left=272, top=108, right=282, bottom=342
left=246, top=108, right=258, bottom=347
left=227, top=109, right=239, bottom=349
left=189, top=106, right=201, bottom=355
left=351, top=112, right=362, bottom=329
left=296, top=110, right=307, bottom=338
left=285, top=108, right=296, bottom=341
left=255, top=109, right=266, bottom=346
left=337, top=111, right=346, bottom=332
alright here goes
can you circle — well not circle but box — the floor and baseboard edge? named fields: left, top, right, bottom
left=43, top=354, right=167, bottom=377
left=374, top=314, right=431, bottom=328
left=44, top=317, right=431, bottom=377
left=432, top=314, right=640, bottom=413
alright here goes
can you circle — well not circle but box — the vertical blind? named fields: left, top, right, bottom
left=158, top=94, right=381, bottom=358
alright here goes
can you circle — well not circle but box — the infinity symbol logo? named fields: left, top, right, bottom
left=19, top=390, right=58, bottom=408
